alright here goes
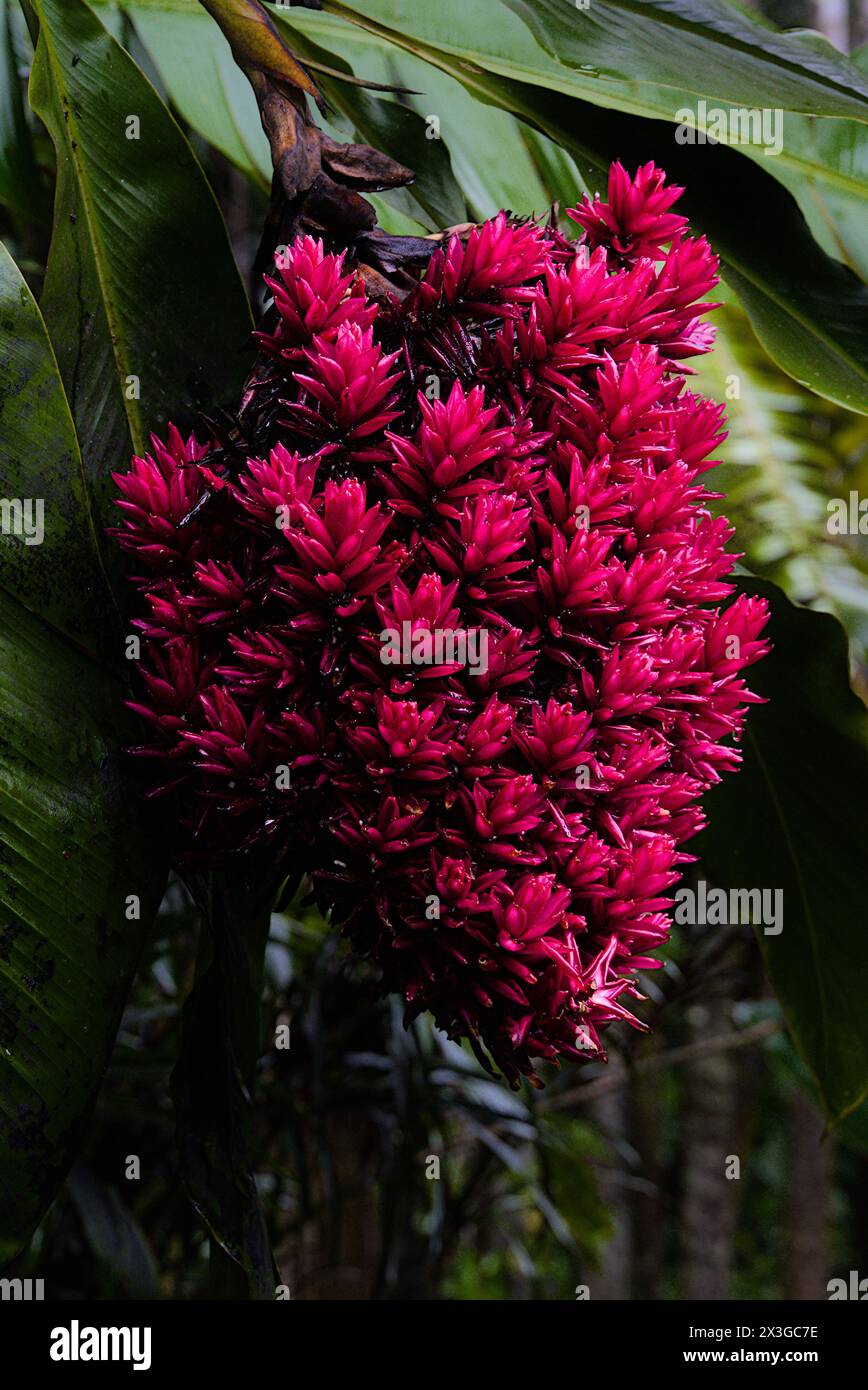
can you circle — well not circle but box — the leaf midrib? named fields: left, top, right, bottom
left=322, top=0, right=868, bottom=120
left=719, top=257, right=868, bottom=398
left=32, top=1, right=146, bottom=456
left=0, top=239, right=121, bottom=641
left=561, top=0, right=868, bottom=107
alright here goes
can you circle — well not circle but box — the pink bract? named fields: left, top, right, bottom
left=111, top=162, right=770, bottom=1085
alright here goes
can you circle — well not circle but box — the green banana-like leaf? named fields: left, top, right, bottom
left=0, top=3, right=44, bottom=222
left=29, top=0, right=252, bottom=504
left=333, top=2, right=868, bottom=286
left=88, top=0, right=868, bottom=260
left=328, top=0, right=868, bottom=120
left=771, top=47, right=868, bottom=282
left=324, top=2, right=868, bottom=413
left=1, top=0, right=255, bottom=1263
left=91, top=0, right=868, bottom=123
left=0, top=242, right=166, bottom=1264
left=125, top=1, right=561, bottom=224
left=132, top=4, right=272, bottom=186
left=102, top=2, right=868, bottom=294
left=502, top=0, right=868, bottom=119
left=697, top=579, right=868, bottom=1127
left=304, top=6, right=868, bottom=276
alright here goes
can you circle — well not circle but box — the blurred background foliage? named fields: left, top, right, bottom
left=9, top=877, right=868, bottom=1299
left=2, top=0, right=868, bottom=1298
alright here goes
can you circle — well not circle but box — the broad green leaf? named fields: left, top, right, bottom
left=364, top=193, right=429, bottom=237
left=326, top=5, right=868, bottom=412
left=130, top=6, right=271, bottom=186
left=28, top=0, right=252, bottom=506
left=503, top=0, right=868, bottom=119
left=771, top=1030, right=868, bottom=1156
left=0, top=241, right=114, bottom=654
left=114, top=3, right=868, bottom=291
left=697, top=579, right=868, bottom=1126
left=0, top=242, right=166, bottom=1264
left=520, top=125, right=589, bottom=218
left=0, top=3, right=45, bottom=222
left=659, top=105, right=868, bottom=284
left=112, top=1, right=868, bottom=136
left=640, top=83, right=868, bottom=285
left=771, top=48, right=868, bottom=282
left=327, top=0, right=868, bottom=119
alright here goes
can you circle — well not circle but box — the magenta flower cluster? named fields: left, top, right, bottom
left=112, top=162, right=769, bottom=1084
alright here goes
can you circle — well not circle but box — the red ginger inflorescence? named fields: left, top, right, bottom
left=112, top=162, right=770, bottom=1085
